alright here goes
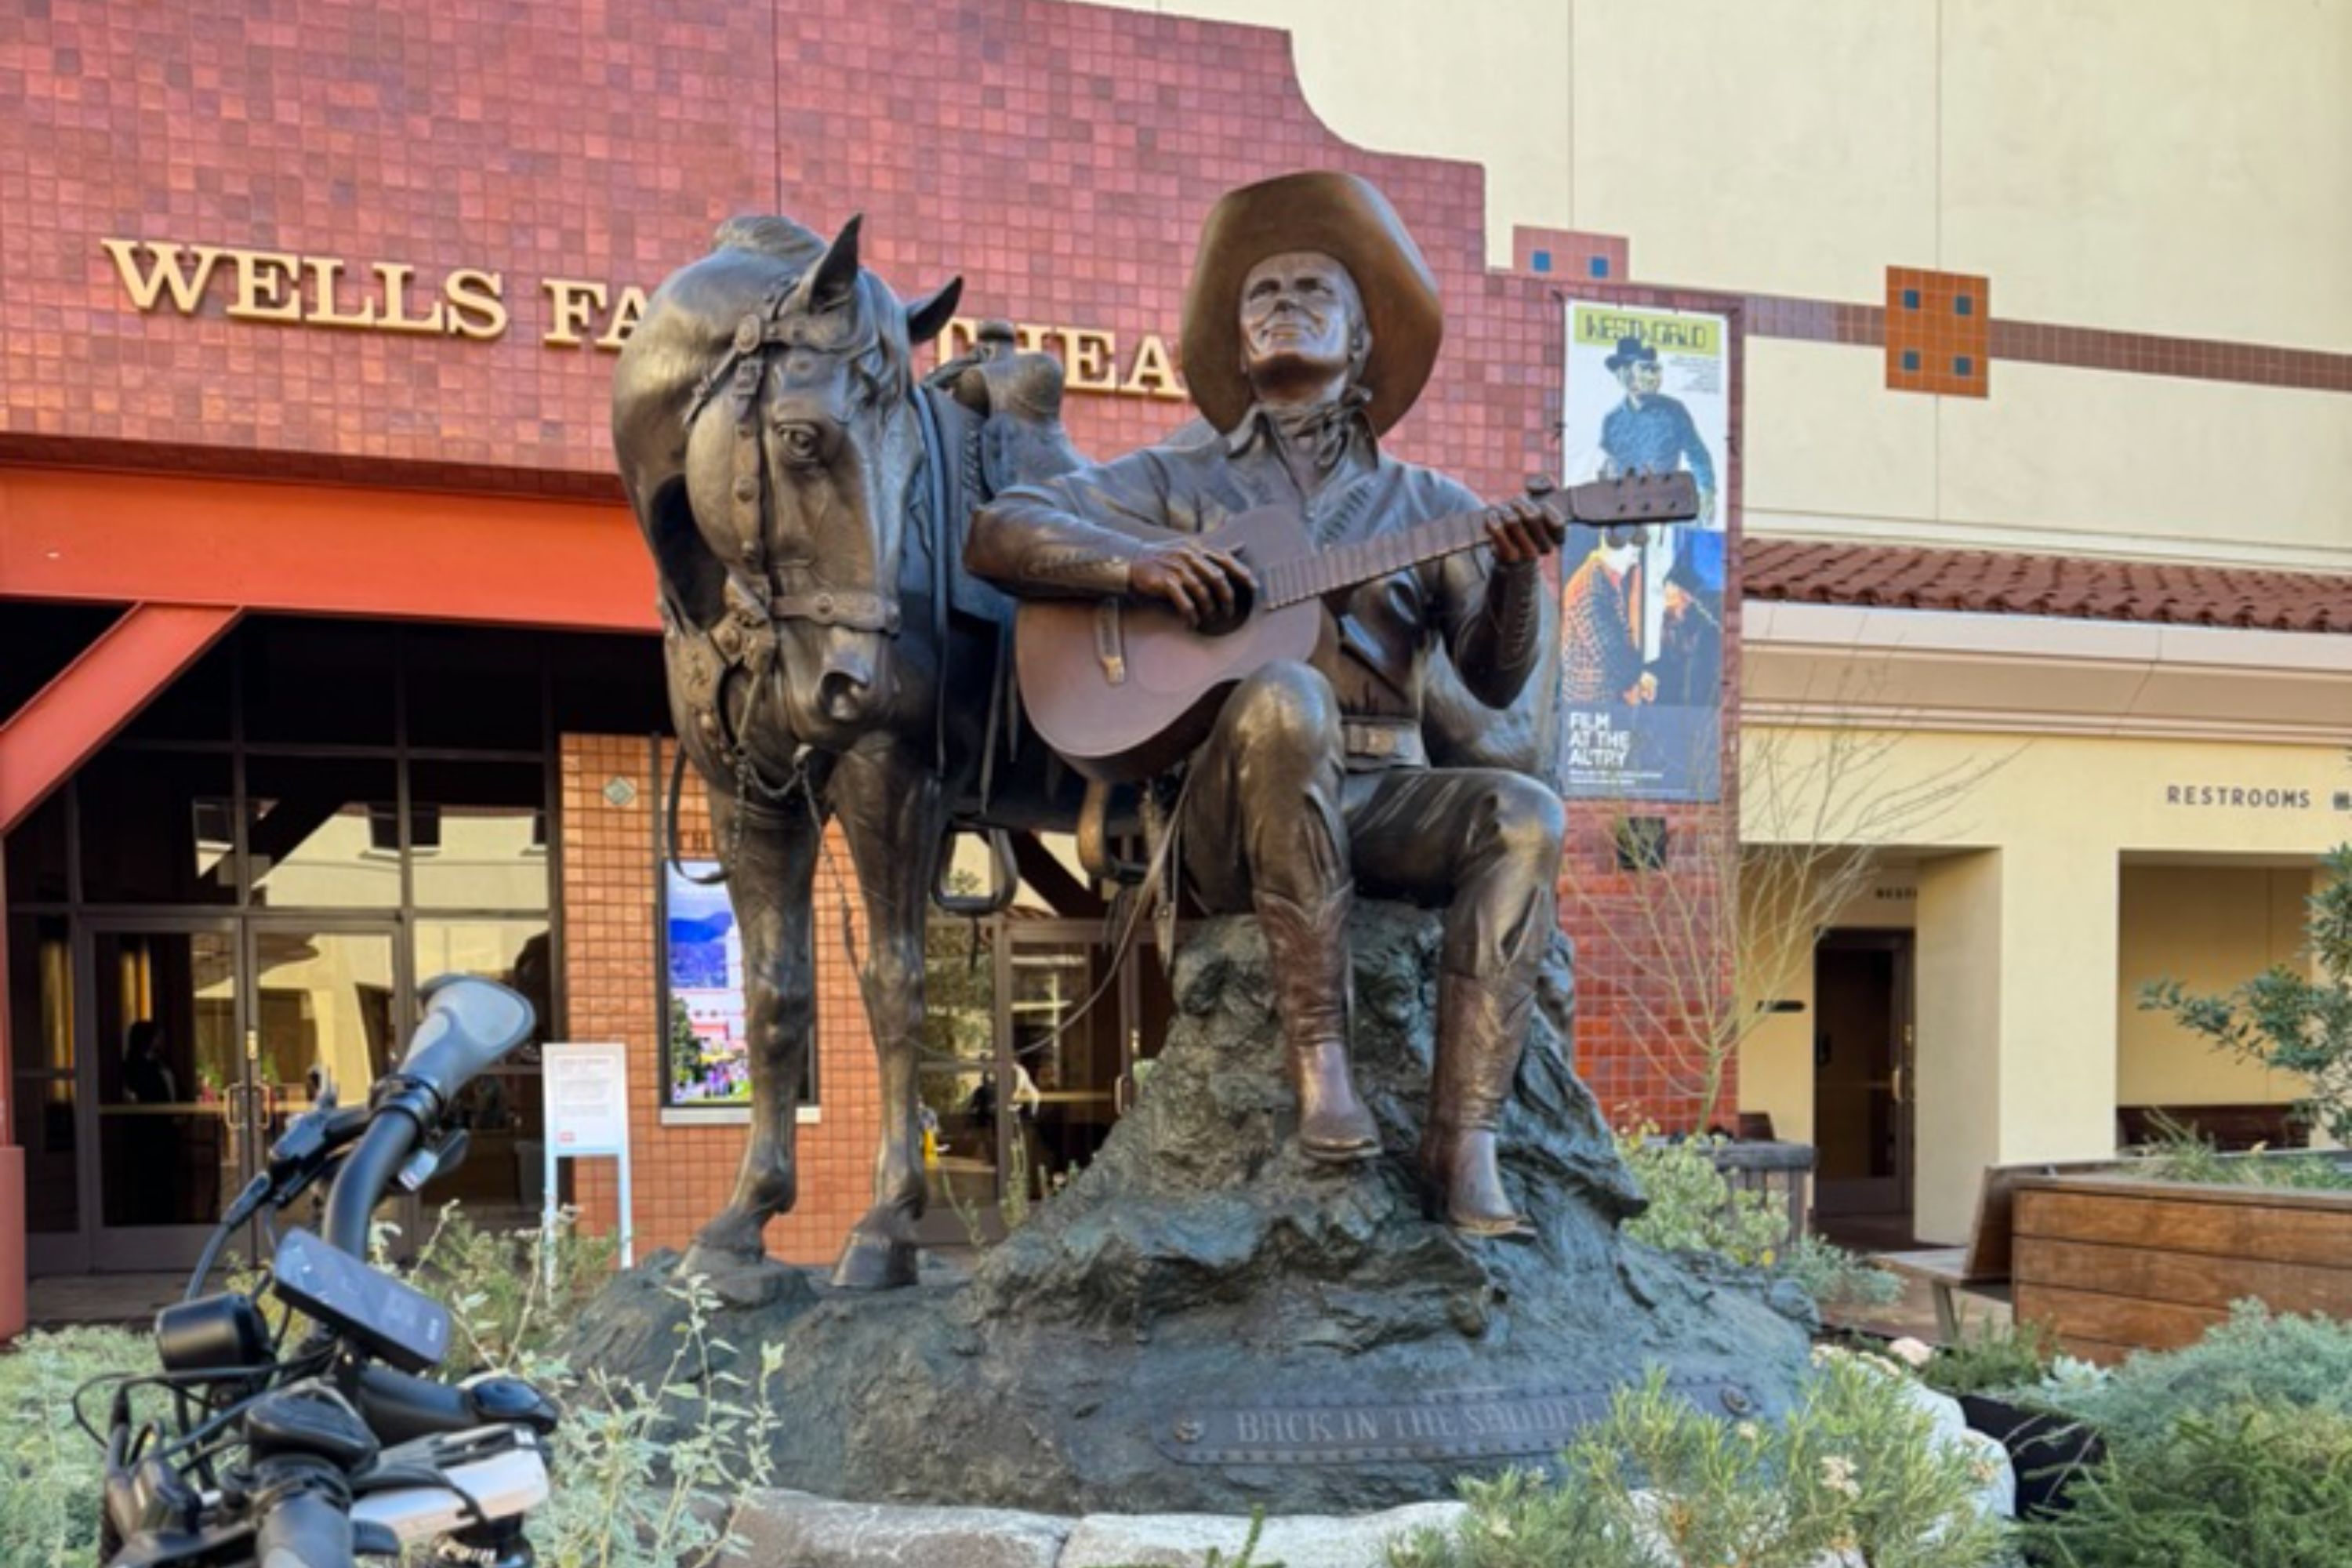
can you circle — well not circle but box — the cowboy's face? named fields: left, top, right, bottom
left=1617, top=359, right=1662, bottom=397
left=1239, top=250, right=1363, bottom=396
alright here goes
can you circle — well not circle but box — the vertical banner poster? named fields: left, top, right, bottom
left=1557, top=300, right=1730, bottom=802
left=663, top=862, right=750, bottom=1105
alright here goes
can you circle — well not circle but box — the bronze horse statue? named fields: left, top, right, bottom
left=614, top=212, right=1560, bottom=1290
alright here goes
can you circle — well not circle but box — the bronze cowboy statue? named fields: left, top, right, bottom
left=971, top=172, right=1576, bottom=1237
left=613, top=176, right=1679, bottom=1287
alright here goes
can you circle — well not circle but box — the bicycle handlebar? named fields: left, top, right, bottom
left=250, top=1468, right=356, bottom=1568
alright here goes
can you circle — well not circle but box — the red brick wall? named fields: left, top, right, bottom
left=560, top=733, right=882, bottom=1264
left=11, top=0, right=1546, bottom=503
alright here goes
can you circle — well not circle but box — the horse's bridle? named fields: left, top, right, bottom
left=668, top=290, right=1014, bottom=916
left=684, top=299, right=906, bottom=639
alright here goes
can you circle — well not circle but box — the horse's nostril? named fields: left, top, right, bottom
left=818, top=666, right=873, bottom=720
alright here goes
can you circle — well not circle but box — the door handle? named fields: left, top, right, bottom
left=1889, top=1065, right=1904, bottom=1106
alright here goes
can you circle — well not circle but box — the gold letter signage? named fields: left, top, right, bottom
left=101, top=238, right=1178, bottom=401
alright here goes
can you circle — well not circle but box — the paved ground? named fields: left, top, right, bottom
left=1828, top=1276, right=2013, bottom=1345
left=27, top=1271, right=184, bottom=1330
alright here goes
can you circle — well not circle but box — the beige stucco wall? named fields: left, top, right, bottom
left=1093, top=0, right=2352, bottom=569
left=2115, top=864, right=2314, bottom=1108
left=1740, top=724, right=2344, bottom=1240
left=1941, top=0, right=2352, bottom=350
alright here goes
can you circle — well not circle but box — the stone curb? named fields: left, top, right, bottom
left=721, top=1492, right=1465, bottom=1568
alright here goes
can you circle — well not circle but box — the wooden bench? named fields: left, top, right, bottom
left=1873, top=1159, right=2114, bottom=1341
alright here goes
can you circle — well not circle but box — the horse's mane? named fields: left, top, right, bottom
left=709, top=213, right=915, bottom=412
left=712, top=214, right=826, bottom=268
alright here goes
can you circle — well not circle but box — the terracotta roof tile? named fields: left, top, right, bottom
left=1744, top=541, right=2352, bottom=635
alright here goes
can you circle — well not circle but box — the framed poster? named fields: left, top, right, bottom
left=662, top=860, right=752, bottom=1107
left=1556, top=299, right=1730, bottom=803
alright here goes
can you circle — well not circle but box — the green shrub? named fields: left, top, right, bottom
left=0, top=1325, right=146, bottom=1566
left=1919, top=1316, right=2055, bottom=1400
left=1617, top=1124, right=1788, bottom=1268
left=1618, top=1127, right=1904, bottom=1313
left=410, top=1201, right=619, bottom=1368
left=2121, top=1117, right=2352, bottom=1192
left=2030, top=1301, right=2352, bottom=1455
left=2022, top=1403, right=2352, bottom=1567
left=1388, top=1353, right=2009, bottom=1568
left=1783, top=1234, right=1904, bottom=1312
left=532, top=1270, right=782, bottom=1568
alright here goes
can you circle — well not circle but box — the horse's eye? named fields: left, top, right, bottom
left=773, top=423, right=825, bottom=466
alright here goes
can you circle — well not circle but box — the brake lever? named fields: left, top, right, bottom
left=397, top=1127, right=471, bottom=1193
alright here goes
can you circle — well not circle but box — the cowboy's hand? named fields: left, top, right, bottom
left=1131, top=538, right=1255, bottom=627
left=1485, top=496, right=1564, bottom=564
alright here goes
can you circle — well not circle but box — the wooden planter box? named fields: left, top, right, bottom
left=2011, top=1172, right=2352, bottom=1363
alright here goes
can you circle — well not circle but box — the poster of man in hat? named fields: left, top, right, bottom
left=1557, top=301, right=1731, bottom=802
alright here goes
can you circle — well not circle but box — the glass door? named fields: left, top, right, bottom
left=245, top=920, right=402, bottom=1179
left=80, top=919, right=403, bottom=1272
left=84, top=920, right=245, bottom=1271
left=1003, top=923, right=1129, bottom=1210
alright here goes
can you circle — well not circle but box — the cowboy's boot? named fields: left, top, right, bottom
left=1421, top=968, right=1537, bottom=1238
left=1254, top=882, right=1380, bottom=1163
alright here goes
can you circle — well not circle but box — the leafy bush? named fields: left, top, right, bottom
left=2120, top=1121, right=2352, bottom=1192
left=532, top=1270, right=782, bottom=1568
left=2021, top=1403, right=2352, bottom=1567
left=411, top=1201, right=619, bottom=1368
left=1618, top=1127, right=1903, bottom=1311
left=1918, top=1316, right=2056, bottom=1400
left=1388, top=1352, right=2008, bottom=1568
left=1617, top=1124, right=1788, bottom=1267
left=1782, top=1234, right=1904, bottom=1311
left=0, top=1325, right=146, bottom=1566
left=2029, top=1301, right=2352, bottom=1455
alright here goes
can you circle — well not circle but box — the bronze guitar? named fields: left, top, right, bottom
left=1014, top=470, right=1702, bottom=783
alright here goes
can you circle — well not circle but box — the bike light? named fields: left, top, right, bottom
left=154, top=1293, right=272, bottom=1379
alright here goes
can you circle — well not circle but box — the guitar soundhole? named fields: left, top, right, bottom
left=1195, top=573, right=1256, bottom=639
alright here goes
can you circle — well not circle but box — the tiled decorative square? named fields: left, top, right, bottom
left=1886, top=266, right=1991, bottom=397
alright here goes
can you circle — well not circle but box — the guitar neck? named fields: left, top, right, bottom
left=1253, top=470, right=1698, bottom=608
left=1255, top=494, right=1566, bottom=610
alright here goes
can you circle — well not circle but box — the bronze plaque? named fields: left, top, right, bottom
left=1153, top=1377, right=1759, bottom=1465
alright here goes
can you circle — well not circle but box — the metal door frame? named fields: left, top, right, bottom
left=74, top=912, right=245, bottom=1274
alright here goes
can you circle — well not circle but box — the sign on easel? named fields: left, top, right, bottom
left=543, top=1043, right=633, bottom=1269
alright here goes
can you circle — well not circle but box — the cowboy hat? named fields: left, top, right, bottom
left=1604, top=334, right=1659, bottom=372
left=1179, top=170, right=1442, bottom=435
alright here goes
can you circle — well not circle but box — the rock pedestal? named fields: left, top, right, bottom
left=569, top=902, right=1811, bottom=1514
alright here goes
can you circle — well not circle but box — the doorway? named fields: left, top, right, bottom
left=1810, top=929, right=1915, bottom=1227
left=53, top=918, right=402, bottom=1274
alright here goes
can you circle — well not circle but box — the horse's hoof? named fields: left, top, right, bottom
left=680, top=1243, right=803, bottom=1308
left=830, top=1230, right=920, bottom=1290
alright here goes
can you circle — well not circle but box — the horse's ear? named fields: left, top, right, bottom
left=905, top=278, right=963, bottom=347
left=808, top=213, right=864, bottom=307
